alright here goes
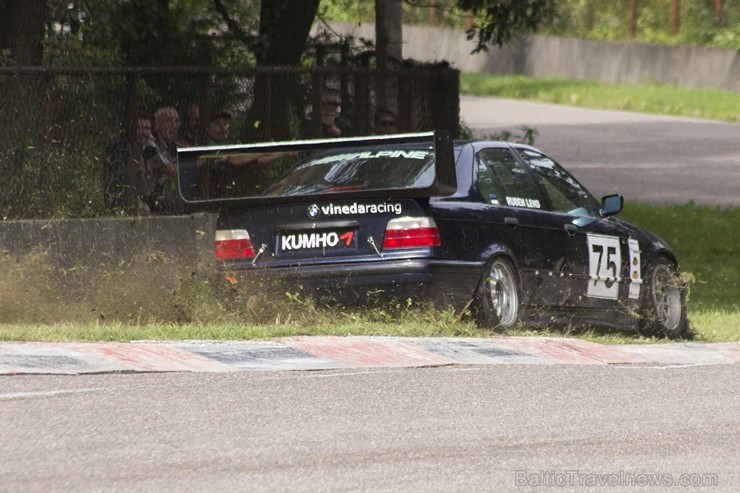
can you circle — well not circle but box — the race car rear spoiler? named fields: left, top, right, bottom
left=177, top=130, right=455, bottom=210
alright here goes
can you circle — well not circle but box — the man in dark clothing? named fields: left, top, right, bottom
left=179, top=103, right=201, bottom=147
left=206, top=110, right=231, bottom=145
left=141, top=106, right=182, bottom=213
left=373, top=108, right=398, bottom=134
left=103, top=114, right=153, bottom=211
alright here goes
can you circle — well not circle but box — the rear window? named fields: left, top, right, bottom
left=263, top=147, right=435, bottom=197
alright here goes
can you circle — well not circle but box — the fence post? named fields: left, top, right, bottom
left=40, top=71, right=55, bottom=216
left=308, top=71, right=325, bottom=138
left=122, top=73, right=141, bottom=212
left=354, top=70, right=370, bottom=135
left=397, top=70, right=412, bottom=132
left=198, top=73, right=213, bottom=144
left=243, top=71, right=274, bottom=142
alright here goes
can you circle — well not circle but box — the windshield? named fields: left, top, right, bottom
left=514, top=147, right=600, bottom=217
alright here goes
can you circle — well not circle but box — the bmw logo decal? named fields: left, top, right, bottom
left=307, top=204, right=320, bottom=219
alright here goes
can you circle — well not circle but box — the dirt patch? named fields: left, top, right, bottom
left=0, top=248, right=211, bottom=325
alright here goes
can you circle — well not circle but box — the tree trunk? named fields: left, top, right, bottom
left=715, top=0, right=725, bottom=28
left=375, top=0, right=403, bottom=69
left=671, top=0, right=680, bottom=36
left=256, top=0, right=320, bottom=66
left=241, top=0, right=320, bottom=142
left=628, top=0, right=638, bottom=40
left=584, top=0, right=595, bottom=32
left=375, top=0, right=403, bottom=114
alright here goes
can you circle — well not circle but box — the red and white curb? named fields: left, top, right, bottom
left=0, top=337, right=738, bottom=375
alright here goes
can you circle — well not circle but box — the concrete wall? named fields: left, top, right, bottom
left=324, top=22, right=740, bottom=92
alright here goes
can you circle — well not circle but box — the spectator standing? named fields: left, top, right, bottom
left=179, top=103, right=201, bottom=147
left=206, top=110, right=231, bottom=145
left=141, top=106, right=182, bottom=213
left=303, top=90, right=351, bottom=139
left=193, top=110, right=233, bottom=199
left=320, top=100, right=343, bottom=137
left=102, top=113, right=153, bottom=211
left=373, top=108, right=398, bottom=135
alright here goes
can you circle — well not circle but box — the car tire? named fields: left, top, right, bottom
left=639, top=257, right=692, bottom=340
left=475, top=257, right=520, bottom=330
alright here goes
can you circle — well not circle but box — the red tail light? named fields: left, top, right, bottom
left=383, top=217, right=441, bottom=249
left=215, top=229, right=255, bottom=260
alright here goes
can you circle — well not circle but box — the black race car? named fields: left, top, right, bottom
left=178, top=131, right=690, bottom=339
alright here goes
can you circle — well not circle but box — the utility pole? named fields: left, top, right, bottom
left=375, top=0, right=403, bottom=111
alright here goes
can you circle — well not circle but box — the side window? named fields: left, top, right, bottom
left=476, top=158, right=501, bottom=205
left=515, top=148, right=599, bottom=217
left=477, top=148, right=542, bottom=209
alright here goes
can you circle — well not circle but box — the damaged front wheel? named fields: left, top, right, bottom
left=639, top=257, right=692, bottom=339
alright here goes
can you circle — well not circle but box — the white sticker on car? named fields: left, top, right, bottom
left=318, top=202, right=403, bottom=216
left=587, top=234, right=621, bottom=299
left=280, top=230, right=356, bottom=251
left=505, top=196, right=541, bottom=208
left=628, top=238, right=642, bottom=299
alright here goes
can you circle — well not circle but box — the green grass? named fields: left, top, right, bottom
left=0, top=320, right=487, bottom=343
left=460, top=73, right=740, bottom=122
left=0, top=301, right=494, bottom=343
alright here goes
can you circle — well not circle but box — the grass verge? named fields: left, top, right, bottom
left=460, top=73, right=740, bottom=122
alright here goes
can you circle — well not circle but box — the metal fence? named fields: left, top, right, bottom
left=0, top=66, right=460, bottom=219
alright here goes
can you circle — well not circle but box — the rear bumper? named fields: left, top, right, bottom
left=220, top=258, right=484, bottom=306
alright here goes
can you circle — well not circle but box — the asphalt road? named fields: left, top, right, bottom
left=460, top=96, right=740, bottom=206
left=1, top=365, right=738, bottom=492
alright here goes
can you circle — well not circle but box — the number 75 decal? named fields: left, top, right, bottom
left=587, top=234, right=621, bottom=299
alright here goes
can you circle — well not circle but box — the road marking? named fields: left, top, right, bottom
left=298, top=369, right=409, bottom=378
left=256, top=369, right=412, bottom=381
left=612, top=363, right=716, bottom=370
left=0, top=387, right=106, bottom=400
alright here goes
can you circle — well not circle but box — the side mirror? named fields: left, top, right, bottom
left=601, top=194, right=624, bottom=216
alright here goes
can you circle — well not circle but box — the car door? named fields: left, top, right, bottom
left=514, top=147, right=635, bottom=310
left=474, top=146, right=575, bottom=307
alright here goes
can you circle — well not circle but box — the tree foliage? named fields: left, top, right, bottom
left=0, top=0, right=46, bottom=64
left=0, top=0, right=324, bottom=68
left=334, top=0, right=740, bottom=50
left=457, top=0, right=556, bottom=52
left=522, top=0, right=740, bottom=48
left=0, top=0, right=561, bottom=68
